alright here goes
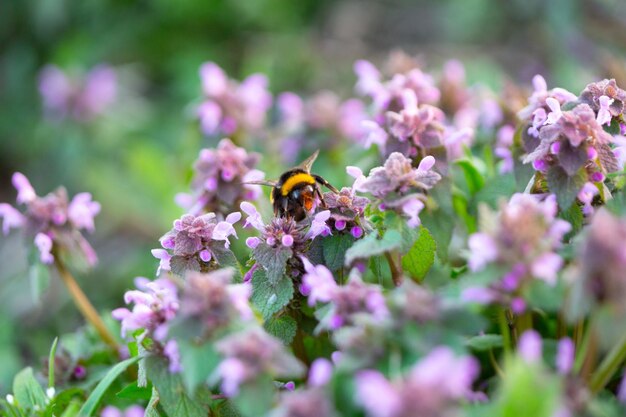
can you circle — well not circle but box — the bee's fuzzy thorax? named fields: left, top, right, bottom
left=280, top=172, right=316, bottom=196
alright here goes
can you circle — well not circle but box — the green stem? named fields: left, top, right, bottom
left=384, top=251, right=403, bottom=286
left=515, top=311, right=533, bottom=336
left=590, top=333, right=626, bottom=394
left=574, top=318, right=593, bottom=374
left=54, top=258, right=119, bottom=350
left=498, top=307, right=512, bottom=356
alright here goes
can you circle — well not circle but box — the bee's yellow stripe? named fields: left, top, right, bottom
left=281, top=173, right=315, bottom=196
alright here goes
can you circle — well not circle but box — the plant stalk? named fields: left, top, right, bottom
left=384, top=251, right=403, bottom=286
left=590, top=333, right=626, bottom=394
left=54, top=258, right=119, bottom=350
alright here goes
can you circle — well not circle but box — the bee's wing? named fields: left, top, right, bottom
left=297, top=149, right=320, bottom=173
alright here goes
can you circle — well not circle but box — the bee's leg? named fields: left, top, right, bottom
left=313, top=175, right=339, bottom=193
left=281, top=196, right=290, bottom=217
left=314, top=185, right=328, bottom=208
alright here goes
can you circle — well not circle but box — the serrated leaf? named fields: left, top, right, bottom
left=178, top=341, right=220, bottom=392
left=598, top=143, right=620, bottom=173
left=558, top=202, right=582, bottom=239
left=605, top=118, right=621, bottom=135
left=144, top=356, right=209, bottom=417
left=344, top=230, right=402, bottom=266
left=211, top=245, right=243, bottom=282
left=215, top=400, right=243, bottom=417
left=264, top=316, right=297, bottom=345
left=384, top=211, right=420, bottom=253
left=322, top=234, right=355, bottom=271
left=250, top=269, right=294, bottom=320
left=466, top=334, right=503, bottom=351
left=170, top=255, right=200, bottom=276
left=546, top=166, right=586, bottom=209
left=401, top=227, right=436, bottom=282
left=253, top=242, right=293, bottom=285
left=12, top=367, right=47, bottom=411
left=78, top=356, right=141, bottom=416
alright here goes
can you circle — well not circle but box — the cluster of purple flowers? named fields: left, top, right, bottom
left=321, top=183, right=370, bottom=238
left=464, top=193, right=571, bottom=312
left=355, top=347, right=480, bottom=417
left=197, top=62, right=272, bottom=138
left=213, top=327, right=304, bottom=396
left=112, top=277, right=180, bottom=371
left=350, top=153, right=441, bottom=228
left=0, top=172, right=101, bottom=266
left=175, top=138, right=265, bottom=216
left=354, top=55, right=505, bottom=164
left=275, top=90, right=368, bottom=163
left=178, top=268, right=253, bottom=338
left=39, top=64, right=117, bottom=121
left=151, top=211, right=240, bottom=276
left=300, top=258, right=388, bottom=331
left=519, top=76, right=624, bottom=199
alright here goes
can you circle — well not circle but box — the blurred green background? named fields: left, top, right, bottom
left=1, top=0, right=626, bottom=392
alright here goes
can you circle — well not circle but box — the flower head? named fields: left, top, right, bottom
left=176, top=139, right=263, bottom=216
left=155, top=211, right=240, bottom=276
left=214, top=327, right=304, bottom=396
left=112, top=277, right=179, bottom=341
left=464, top=193, right=570, bottom=309
left=197, top=62, right=272, bottom=137
left=355, top=347, right=479, bottom=417
left=0, top=172, right=100, bottom=266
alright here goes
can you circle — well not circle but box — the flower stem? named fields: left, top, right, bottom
left=384, top=251, right=403, bottom=286
left=590, top=333, right=626, bottom=394
left=498, top=307, right=512, bottom=356
left=54, top=258, right=119, bottom=350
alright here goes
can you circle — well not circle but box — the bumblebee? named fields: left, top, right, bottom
left=249, top=150, right=339, bottom=221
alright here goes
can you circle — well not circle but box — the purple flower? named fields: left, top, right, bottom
left=467, top=233, right=498, bottom=272
left=356, top=347, right=479, bottom=417
left=241, top=201, right=265, bottom=231
left=68, top=193, right=101, bottom=233
left=163, top=339, right=181, bottom=373
left=101, top=405, right=145, bottom=417
left=178, top=139, right=263, bottom=215
left=39, top=64, right=117, bottom=121
left=112, top=277, right=179, bottom=341
left=196, top=62, right=272, bottom=137
left=530, top=252, right=563, bottom=285
left=0, top=203, right=25, bottom=235
left=305, top=210, right=331, bottom=240
left=214, top=327, right=304, bottom=397
left=155, top=211, right=240, bottom=275
left=301, top=257, right=338, bottom=305
left=556, top=337, right=574, bottom=375
left=308, top=358, right=333, bottom=387
left=596, top=95, right=614, bottom=125
left=518, top=330, right=542, bottom=364
left=1, top=172, right=100, bottom=266
left=34, top=233, right=54, bottom=264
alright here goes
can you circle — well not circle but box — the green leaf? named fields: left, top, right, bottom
left=401, top=227, right=436, bottom=282
left=170, top=255, right=200, bottom=275
left=115, top=381, right=152, bottom=401
left=494, top=358, right=561, bottom=417
left=144, top=387, right=160, bottom=417
left=144, top=356, right=209, bottom=417
left=48, top=337, right=58, bottom=389
left=546, top=166, right=586, bottom=209
left=322, top=233, right=355, bottom=271
left=473, top=173, right=517, bottom=209
left=558, top=202, right=583, bottom=240
left=78, top=356, right=141, bottom=416
left=212, top=245, right=243, bottom=282
left=12, top=367, right=47, bottom=411
left=466, top=334, right=503, bottom=351
left=344, top=230, right=402, bottom=266
left=250, top=269, right=294, bottom=320
left=384, top=211, right=420, bottom=253
left=455, top=159, right=486, bottom=195
left=29, top=262, right=50, bottom=303
left=605, top=117, right=621, bottom=135
left=178, top=341, right=220, bottom=392
left=232, top=375, right=275, bottom=417
left=264, top=315, right=297, bottom=345
left=214, top=400, right=242, bottom=417
left=253, top=242, right=293, bottom=285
